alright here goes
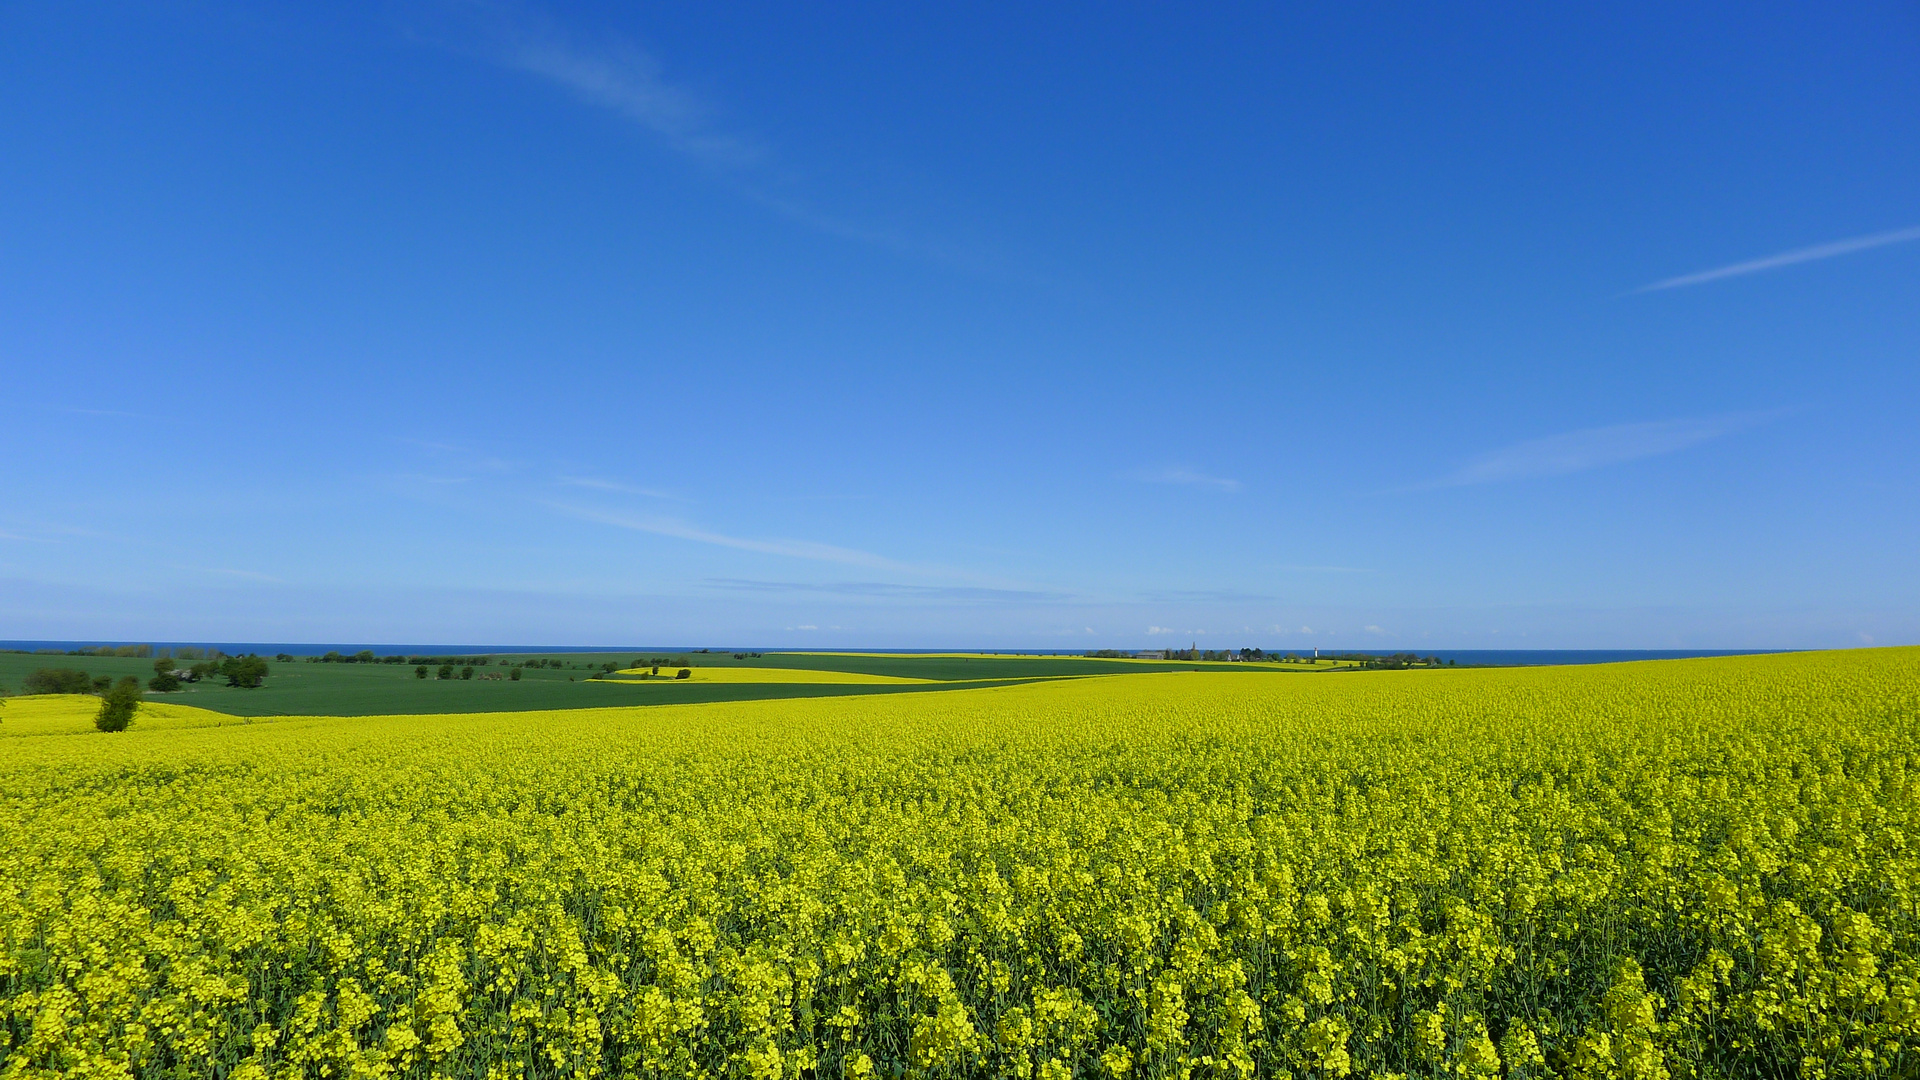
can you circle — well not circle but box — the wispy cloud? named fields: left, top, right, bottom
left=558, top=476, right=675, bottom=499
left=435, top=5, right=1051, bottom=283
left=1635, top=226, right=1920, bottom=292
left=1132, top=467, right=1242, bottom=492
left=197, top=567, right=282, bottom=583
left=492, top=23, right=765, bottom=169
left=395, top=473, right=474, bottom=485
left=1429, top=412, right=1777, bottom=488
left=548, top=504, right=918, bottom=571
left=1145, top=589, right=1277, bottom=603
left=703, top=578, right=1066, bottom=603
left=0, top=522, right=106, bottom=543
left=396, top=437, right=515, bottom=473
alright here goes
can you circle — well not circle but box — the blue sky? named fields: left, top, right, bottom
left=3, top=2, right=1916, bottom=649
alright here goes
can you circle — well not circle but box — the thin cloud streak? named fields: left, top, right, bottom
left=502, top=34, right=765, bottom=169
left=1430, top=412, right=1778, bottom=488
left=548, top=503, right=918, bottom=572
left=442, top=5, right=1051, bottom=284
left=1635, top=226, right=1920, bottom=292
left=197, top=568, right=282, bottom=583
left=558, top=476, right=675, bottom=499
left=703, top=578, right=1068, bottom=603
left=1132, top=467, right=1242, bottom=492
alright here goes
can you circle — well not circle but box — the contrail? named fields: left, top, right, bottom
left=1635, top=225, right=1920, bottom=292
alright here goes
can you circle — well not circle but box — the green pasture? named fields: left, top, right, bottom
left=0, top=649, right=1349, bottom=718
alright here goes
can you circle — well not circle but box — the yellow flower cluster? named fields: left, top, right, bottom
left=2, top=649, right=1916, bottom=1078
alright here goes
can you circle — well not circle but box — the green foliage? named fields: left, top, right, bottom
left=23, top=667, right=95, bottom=695
left=509, top=667, right=522, bottom=681
left=675, top=667, right=692, bottom=679
left=415, top=665, right=428, bottom=679
left=92, top=676, right=141, bottom=731
left=459, top=666, right=474, bottom=680
left=221, top=654, right=269, bottom=689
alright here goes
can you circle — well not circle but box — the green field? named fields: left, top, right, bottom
left=0, top=650, right=1350, bottom=717
left=3, top=648, right=1915, bottom=1078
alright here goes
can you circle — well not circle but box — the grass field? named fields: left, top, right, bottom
left=3, top=648, right=1915, bottom=1078
left=0, top=650, right=1351, bottom=717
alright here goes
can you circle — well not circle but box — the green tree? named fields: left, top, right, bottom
left=24, top=668, right=95, bottom=695
left=415, top=665, right=428, bottom=679
left=437, top=664, right=453, bottom=680
left=675, top=668, right=692, bottom=680
left=95, top=676, right=142, bottom=732
left=510, top=667, right=522, bottom=681
left=149, top=657, right=182, bottom=693
left=460, top=666, right=474, bottom=680
left=221, top=655, right=270, bottom=689
left=354, top=650, right=376, bottom=663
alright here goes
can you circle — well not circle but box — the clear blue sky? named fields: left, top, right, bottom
left=3, top=2, right=1916, bottom=649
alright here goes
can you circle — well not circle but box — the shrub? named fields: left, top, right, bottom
left=437, top=664, right=453, bottom=680
left=675, top=668, right=692, bottom=680
left=510, top=667, right=522, bottom=681
left=415, top=665, right=428, bottom=679
left=24, top=668, right=95, bottom=695
left=94, top=677, right=141, bottom=732
left=460, top=666, right=474, bottom=680
left=222, top=655, right=270, bottom=689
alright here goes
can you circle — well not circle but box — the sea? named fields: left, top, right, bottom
left=0, top=642, right=1794, bottom=667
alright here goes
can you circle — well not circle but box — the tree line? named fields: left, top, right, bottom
left=19, top=654, right=272, bottom=697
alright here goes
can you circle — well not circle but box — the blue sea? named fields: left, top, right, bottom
left=0, top=642, right=1796, bottom=667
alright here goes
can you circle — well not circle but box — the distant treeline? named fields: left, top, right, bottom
left=1085, top=648, right=1454, bottom=668
left=16, top=654, right=271, bottom=696
left=3, top=645, right=241, bottom=660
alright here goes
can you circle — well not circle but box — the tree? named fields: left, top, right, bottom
left=24, top=668, right=95, bottom=695
left=675, top=668, right=692, bottom=680
left=222, top=654, right=270, bottom=689
left=509, top=667, right=522, bottom=681
left=460, top=666, right=474, bottom=680
left=415, top=665, right=429, bottom=679
left=437, top=664, right=453, bottom=680
left=150, top=656, right=181, bottom=693
left=354, top=650, right=376, bottom=663
left=95, top=676, right=142, bottom=731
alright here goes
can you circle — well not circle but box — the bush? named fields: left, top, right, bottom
left=675, top=668, right=692, bottom=680
left=222, top=655, right=270, bottom=689
left=509, top=667, right=522, bottom=681
left=460, top=666, right=474, bottom=680
left=24, top=668, right=94, bottom=695
left=94, top=677, right=142, bottom=732
left=415, top=665, right=428, bottom=679
left=437, top=664, right=453, bottom=680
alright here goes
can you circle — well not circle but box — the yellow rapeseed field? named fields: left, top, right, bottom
left=2, top=649, right=1917, bottom=1079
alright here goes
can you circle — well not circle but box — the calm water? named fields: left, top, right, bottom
left=1, top=642, right=1795, bottom=667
